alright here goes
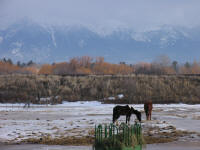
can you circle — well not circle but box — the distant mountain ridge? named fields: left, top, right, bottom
left=0, top=20, right=200, bottom=63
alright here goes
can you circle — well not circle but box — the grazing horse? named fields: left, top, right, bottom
left=113, top=105, right=141, bottom=124
left=144, top=101, right=153, bottom=120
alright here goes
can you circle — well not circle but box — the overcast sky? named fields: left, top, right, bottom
left=1, top=0, right=200, bottom=33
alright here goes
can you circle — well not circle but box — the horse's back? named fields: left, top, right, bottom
left=114, top=105, right=129, bottom=110
left=113, top=105, right=130, bottom=114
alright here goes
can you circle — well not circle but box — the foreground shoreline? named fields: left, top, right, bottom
left=1, top=141, right=200, bottom=150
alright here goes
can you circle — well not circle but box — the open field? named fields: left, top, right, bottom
left=0, top=101, right=200, bottom=147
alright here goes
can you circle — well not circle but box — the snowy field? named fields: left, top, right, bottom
left=0, top=101, right=200, bottom=144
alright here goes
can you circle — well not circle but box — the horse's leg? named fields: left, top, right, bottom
left=126, top=114, right=130, bottom=124
left=127, top=115, right=130, bottom=125
left=113, top=110, right=118, bottom=123
left=126, top=114, right=131, bottom=124
left=150, top=111, right=152, bottom=120
left=145, top=111, right=148, bottom=120
left=149, top=112, right=150, bottom=120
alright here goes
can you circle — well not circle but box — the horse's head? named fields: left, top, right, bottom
left=137, top=111, right=142, bottom=122
left=131, top=107, right=141, bottom=122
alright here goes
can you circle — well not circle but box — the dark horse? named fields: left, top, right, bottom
left=113, top=105, right=141, bottom=124
left=144, top=101, right=153, bottom=120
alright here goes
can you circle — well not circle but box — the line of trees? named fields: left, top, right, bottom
left=39, top=56, right=133, bottom=75
left=0, top=58, right=38, bottom=74
left=134, top=55, right=200, bottom=75
left=1, top=55, right=200, bottom=75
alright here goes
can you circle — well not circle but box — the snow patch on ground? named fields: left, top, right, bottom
left=0, top=102, right=200, bottom=143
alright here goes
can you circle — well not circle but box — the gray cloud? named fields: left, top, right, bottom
left=1, top=0, right=200, bottom=33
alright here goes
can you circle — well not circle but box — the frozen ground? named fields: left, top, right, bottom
left=0, top=101, right=200, bottom=144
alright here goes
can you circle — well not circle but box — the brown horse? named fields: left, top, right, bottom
left=113, top=105, right=141, bottom=124
left=144, top=101, right=153, bottom=120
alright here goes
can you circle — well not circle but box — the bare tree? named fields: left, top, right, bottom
left=153, top=55, right=171, bottom=67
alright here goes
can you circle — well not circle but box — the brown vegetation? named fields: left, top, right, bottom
left=21, top=135, right=93, bottom=145
left=144, top=129, right=197, bottom=144
left=1, top=55, right=200, bottom=104
left=2, top=55, right=200, bottom=75
left=1, top=74, right=200, bottom=104
left=19, top=129, right=197, bottom=145
left=0, top=61, right=34, bottom=74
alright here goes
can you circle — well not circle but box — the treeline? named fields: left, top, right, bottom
left=0, top=58, right=37, bottom=74
left=39, top=56, right=132, bottom=75
left=0, top=74, right=200, bottom=104
left=1, top=55, right=200, bottom=75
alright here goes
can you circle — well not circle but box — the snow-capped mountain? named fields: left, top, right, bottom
left=0, top=20, right=200, bottom=63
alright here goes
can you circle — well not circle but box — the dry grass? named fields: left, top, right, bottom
left=20, top=129, right=195, bottom=147
left=192, top=116, right=200, bottom=120
left=21, top=135, right=94, bottom=145
left=144, top=128, right=197, bottom=144
left=1, top=74, right=200, bottom=104
left=144, top=136, right=174, bottom=144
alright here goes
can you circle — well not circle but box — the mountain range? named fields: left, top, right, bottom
left=0, top=20, right=200, bottom=64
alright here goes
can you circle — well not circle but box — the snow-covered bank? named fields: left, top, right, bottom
left=0, top=101, right=200, bottom=144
